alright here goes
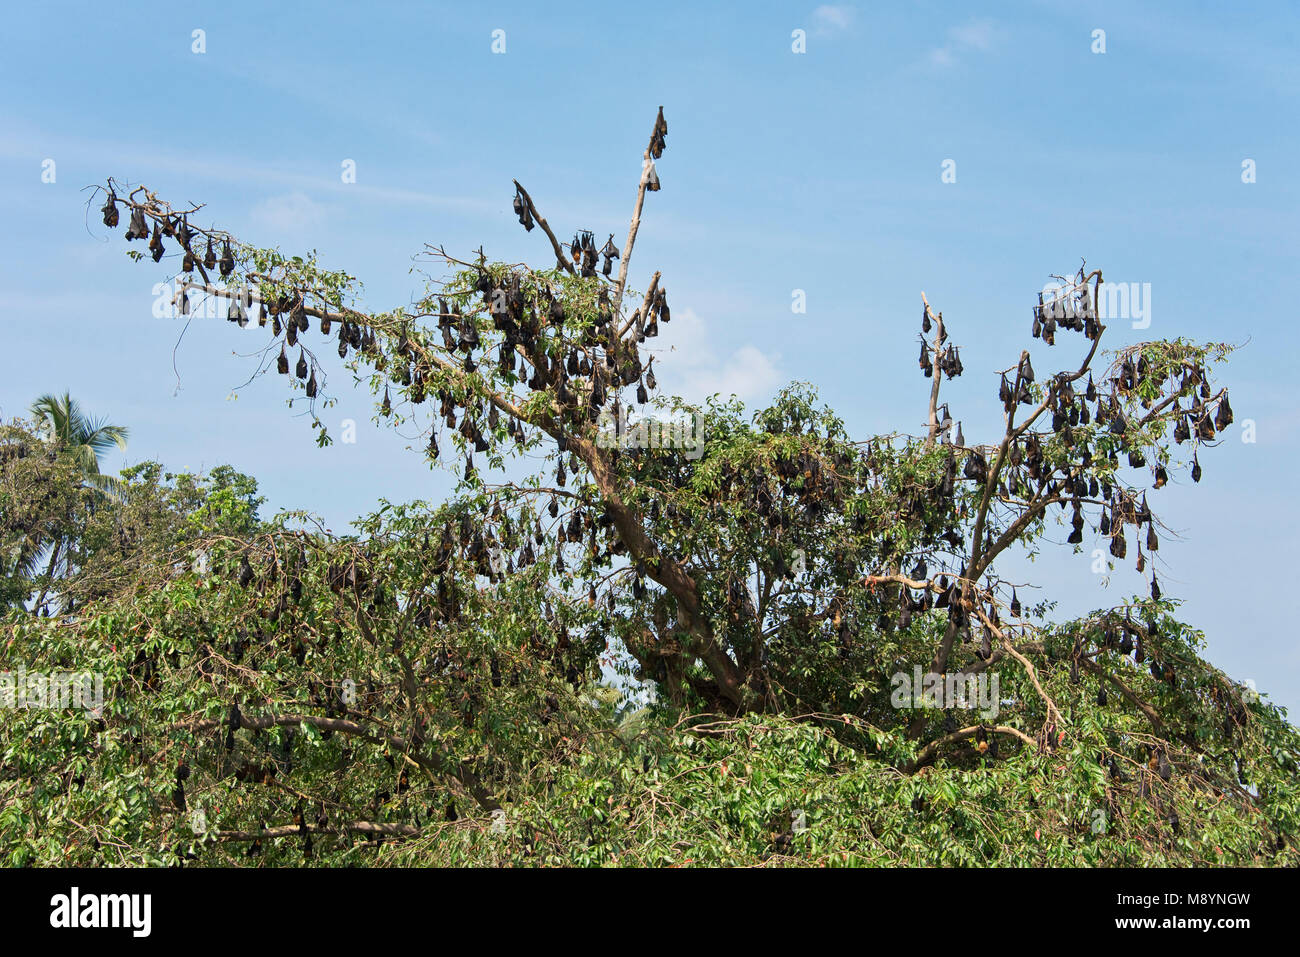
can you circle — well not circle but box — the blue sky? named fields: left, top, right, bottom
left=2, top=1, right=1297, bottom=713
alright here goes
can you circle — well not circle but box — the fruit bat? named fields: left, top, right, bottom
left=459, top=309, right=479, bottom=350
left=645, top=160, right=660, bottom=191
left=1190, top=452, right=1202, bottom=483
left=1109, top=529, right=1126, bottom=559
left=1106, top=405, right=1126, bottom=438
left=219, top=240, right=235, bottom=277
left=295, top=349, right=308, bottom=379
left=101, top=192, right=119, bottom=228
left=601, top=235, right=619, bottom=276
left=1019, top=355, right=1035, bottom=383
left=650, top=106, right=668, bottom=157
left=1120, top=357, right=1135, bottom=390
left=962, top=450, right=987, bottom=485
left=277, top=344, right=289, bottom=375
left=305, top=371, right=318, bottom=398
left=1196, top=414, right=1216, bottom=442
left=148, top=222, right=165, bottom=262
left=125, top=205, right=148, bottom=240
left=513, top=187, right=534, bottom=231
left=1214, top=393, right=1233, bottom=431
left=1156, top=750, right=1172, bottom=781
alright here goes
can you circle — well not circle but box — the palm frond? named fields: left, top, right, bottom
left=84, top=471, right=127, bottom=501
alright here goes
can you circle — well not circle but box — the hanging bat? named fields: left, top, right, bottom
left=101, top=192, right=119, bottom=228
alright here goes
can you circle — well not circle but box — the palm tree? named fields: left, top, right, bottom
left=29, top=392, right=129, bottom=498
left=22, top=393, right=129, bottom=610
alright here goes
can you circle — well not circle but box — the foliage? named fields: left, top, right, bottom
left=1, top=123, right=1292, bottom=867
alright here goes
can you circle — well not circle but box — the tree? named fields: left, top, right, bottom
left=1, top=395, right=129, bottom=612
left=29, top=392, right=128, bottom=499
left=14, top=393, right=130, bottom=609
left=0, top=418, right=89, bottom=609
left=0, top=110, right=1290, bottom=866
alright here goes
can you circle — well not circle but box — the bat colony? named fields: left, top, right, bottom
left=87, top=104, right=1250, bottom=855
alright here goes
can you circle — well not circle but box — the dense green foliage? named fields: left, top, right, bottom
left=1, top=127, right=1295, bottom=866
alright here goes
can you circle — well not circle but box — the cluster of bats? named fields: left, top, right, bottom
left=94, top=107, right=686, bottom=606
left=916, top=263, right=1234, bottom=630
left=100, top=186, right=363, bottom=400
left=97, top=120, right=1245, bottom=796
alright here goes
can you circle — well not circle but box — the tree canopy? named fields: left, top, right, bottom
left=1, top=111, right=1295, bottom=867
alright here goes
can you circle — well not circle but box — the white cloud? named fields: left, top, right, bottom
left=714, top=345, right=782, bottom=401
left=813, top=5, right=854, bottom=33
left=928, top=47, right=955, bottom=67
left=950, top=20, right=995, bottom=51
left=928, top=18, right=996, bottom=67
left=655, top=307, right=782, bottom=406
left=250, top=191, right=327, bottom=232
